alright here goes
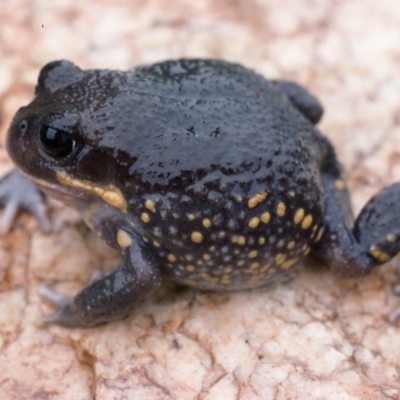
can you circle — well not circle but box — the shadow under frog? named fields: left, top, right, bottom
left=1, top=59, right=400, bottom=327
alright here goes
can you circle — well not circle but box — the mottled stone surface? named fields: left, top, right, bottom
left=1, top=1, right=400, bottom=399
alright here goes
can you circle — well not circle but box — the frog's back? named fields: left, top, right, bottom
left=105, top=59, right=324, bottom=189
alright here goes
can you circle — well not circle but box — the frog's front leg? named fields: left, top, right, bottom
left=40, top=235, right=161, bottom=327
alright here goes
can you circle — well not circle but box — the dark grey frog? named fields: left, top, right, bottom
left=1, top=59, right=400, bottom=327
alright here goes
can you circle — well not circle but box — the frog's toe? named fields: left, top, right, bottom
left=38, top=284, right=80, bottom=327
left=389, top=285, right=400, bottom=324
left=0, top=170, right=50, bottom=233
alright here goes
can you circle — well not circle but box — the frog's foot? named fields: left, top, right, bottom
left=38, top=284, right=78, bottom=326
left=389, top=285, right=400, bottom=324
left=0, top=170, right=50, bottom=234
left=38, top=239, right=161, bottom=328
left=272, top=80, right=324, bottom=124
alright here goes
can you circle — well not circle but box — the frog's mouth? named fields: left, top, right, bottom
left=56, top=171, right=127, bottom=212
left=28, top=170, right=128, bottom=213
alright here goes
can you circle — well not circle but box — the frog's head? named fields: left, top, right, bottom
left=7, top=60, right=127, bottom=212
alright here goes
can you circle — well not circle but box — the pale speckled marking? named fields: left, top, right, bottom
left=186, top=265, right=196, bottom=272
left=234, top=195, right=243, bottom=204
left=203, top=218, right=212, bottom=228
left=187, top=213, right=196, bottom=221
left=203, top=254, right=211, bottom=260
left=369, top=245, right=390, bottom=263
left=191, top=231, right=203, bottom=243
left=250, top=262, right=260, bottom=270
left=248, top=216, right=260, bottom=229
left=153, top=240, right=161, bottom=248
left=301, top=214, right=313, bottom=229
left=281, top=258, right=298, bottom=270
left=141, top=212, right=150, bottom=223
left=260, top=212, right=271, bottom=224
left=258, top=237, right=266, bottom=245
left=387, top=234, right=396, bottom=242
left=275, top=253, right=286, bottom=266
left=294, top=208, right=305, bottom=224
left=286, top=241, right=295, bottom=250
left=315, top=227, right=325, bottom=242
left=144, top=199, right=156, bottom=213
left=248, top=250, right=258, bottom=258
left=237, top=260, right=246, bottom=267
left=117, top=229, right=132, bottom=248
left=167, top=254, right=177, bottom=263
left=277, top=202, right=286, bottom=217
left=247, top=191, right=268, bottom=209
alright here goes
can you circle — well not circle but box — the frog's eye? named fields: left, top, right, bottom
left=37, top=125, right=76, bottom=158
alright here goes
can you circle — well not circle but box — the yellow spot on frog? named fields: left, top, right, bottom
left=370, top=245, right=390, bottom=263
left=187, top=213, right=196, bottom=221
left=294, top=208, right=305, bottom=224
left=191, top=231, right=203, bottom=243
left=142, top=236, right=149, bottom=243
left=141, top=212, right=150, bottom=223
left=248, top=216, right=260, bottom=229
left=221, top=275, right=231, bottom=285
left=288, top=190, right=296, bottom=198
left=286, top=241, right=295, bottom=250
left=248, top=250, right=258, bottom=258
left=258, top=237, right=266, bottom=245
left=250, top=262, right=260, bottom=269
left=303, top=247, right=311, bottom=256
left=277, top=202, right=286, bottom=217
left=186, top=265, right=196, bottom=272
left=203, top=253, right=211, bottom=260
left=315, top=227, right=325, bottom=242
left=153, top=240, right=161, bottom=248
left=335, top=180, right=346, bottom=191
left=301, top=214, right=313, bottom=229
left=237, top=260, right=246, bottom=267
left=281, top=258, right=298, bottom=270
left=57, top=171, right=127, bottom=212
left=260, top=212, right=271, bottom=224
left=117, top=230, right=132, bottom=248
left=167, top=254, right=177, bottom=263
left=247, top=191, right=268, bottom=209
left=144, top=199, right=156, bottom=213
left=202, top=218, right=211, bottom=228
left=237, top=236, right=246, bottom=245
left=224, top=267, right=232, bottom=273
left=275, top=253, right=286, bottom=266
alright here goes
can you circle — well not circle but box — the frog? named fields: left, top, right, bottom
left=1, top=58, right=400, bottom=327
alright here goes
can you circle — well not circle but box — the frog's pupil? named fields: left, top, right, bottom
left=38, top=125, right=75, bottom=157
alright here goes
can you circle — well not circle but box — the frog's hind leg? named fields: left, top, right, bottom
left=39, top=238, right=161, bottom=327
left=312, top=162, right=400, bottom=321
left=272, top=80, right=324, bottom=125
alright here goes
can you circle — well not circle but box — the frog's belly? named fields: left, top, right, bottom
left=140, top=194, right=325, bottom=291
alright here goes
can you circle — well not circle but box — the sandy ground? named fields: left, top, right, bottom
left=1, top=1, right=400, bottom=399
